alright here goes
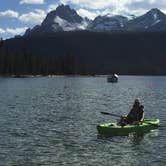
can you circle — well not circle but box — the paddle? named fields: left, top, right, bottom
left=100, top=112, right=121, bottom=118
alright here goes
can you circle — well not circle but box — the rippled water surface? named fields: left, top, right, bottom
left=0, top=76, right=165, bottom=166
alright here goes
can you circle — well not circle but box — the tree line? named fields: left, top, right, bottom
left=2, top=31, right=166, bottom=76
left=0, top=38, right=88, bottom=76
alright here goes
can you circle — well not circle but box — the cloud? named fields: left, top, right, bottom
left=60, top=0, right=129, bottom=10
left=0, top=27, right=28, bottom=35
left=20, top=0, right=45, bottom=4
left=60, top=0, right=166, bottom=16
left=77, top=9, right=99, bottom=19
left=0, top=10, right=19, bottom=18
left=19, top=9, right=46, bottom=24
left=60, top=0, right=144, bottom=16
left=127, top=0, right=166, bottom=10
left=0, top=28, right=5, bottom=33
left=6, top=27, right=28, bottom=35
left=47, top=4, right=59, bottom=12
left=124, top=0, right=166, bottom=15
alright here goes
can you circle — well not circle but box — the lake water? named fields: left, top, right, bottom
left=0, top=76, right=165, bottom=166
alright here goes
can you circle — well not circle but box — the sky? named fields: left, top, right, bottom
left=0, top=0, right=166, bottom=39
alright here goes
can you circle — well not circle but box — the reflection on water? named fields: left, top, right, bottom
left=129, top=133, right=145, bottom=145
left=98, top=129, right=160, bottom=146
left=0, top=76, right=165, bottom=165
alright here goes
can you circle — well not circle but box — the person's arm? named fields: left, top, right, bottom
left=140, top=111, right=144, bottom=122
left=127, top=109, right=133, bottom=118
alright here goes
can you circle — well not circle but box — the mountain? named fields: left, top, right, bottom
left=125, top=8, right=166, bottom=31
left=88, top=15, right=128, bottom=32
left=24, top=6, right=166, bottom=37
left=24, top=5, right=87, bottom=36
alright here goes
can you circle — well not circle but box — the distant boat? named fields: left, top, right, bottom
left=107, top=74, right=118, bottom=83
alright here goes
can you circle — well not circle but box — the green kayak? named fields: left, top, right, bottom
left=97, top=119, right=160, bottom=136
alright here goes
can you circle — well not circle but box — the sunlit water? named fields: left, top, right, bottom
left=0, top=76, right=165, bottom=166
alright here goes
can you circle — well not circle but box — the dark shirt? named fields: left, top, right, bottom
left=126, top=105, right=144, bottom=123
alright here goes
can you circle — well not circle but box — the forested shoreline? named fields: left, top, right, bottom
left=0, top=38, right=87, bottom=76
left=1, top=31, right=166, bottom=76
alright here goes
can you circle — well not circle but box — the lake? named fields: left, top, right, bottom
left=0, top=76, right=165, bottom=166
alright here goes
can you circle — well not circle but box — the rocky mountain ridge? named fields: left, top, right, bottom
left=24, top=5, right=166, bottom=36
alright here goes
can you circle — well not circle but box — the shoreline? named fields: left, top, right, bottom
left=1, top=74, right=166, bottom=78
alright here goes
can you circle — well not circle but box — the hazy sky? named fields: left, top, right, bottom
left=0, top=0, right=166, bottom=38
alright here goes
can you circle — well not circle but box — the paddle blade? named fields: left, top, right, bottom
left=101, top=112, right=110, bottom=115
left=100, top=112, right=121, bottom=118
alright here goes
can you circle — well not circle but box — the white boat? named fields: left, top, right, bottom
left=107, top=74, right=118, bottom=83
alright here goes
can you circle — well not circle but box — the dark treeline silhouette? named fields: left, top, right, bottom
left=0, top=39, right=82, bottom=76
left=2, top=31, right=166, bottom=75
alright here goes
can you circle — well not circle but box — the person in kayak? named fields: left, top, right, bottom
left=118, top=99, right=144, bottom=126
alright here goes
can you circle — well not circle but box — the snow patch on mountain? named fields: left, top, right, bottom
left=88, top=15, right=128, bottom=32
left=54, top=16, right=88, bottom=31
left=153, top=13, right=157, bottom=20
left=151, top=19, right=161, bottom=26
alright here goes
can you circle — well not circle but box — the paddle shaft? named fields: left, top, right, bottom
left=100, top=112, right=121, bottom=118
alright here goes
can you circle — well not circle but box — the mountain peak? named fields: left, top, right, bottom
left=149, top=8, right=162, bottom=13
left=147, top=8, right=165, bottom=18
left=125, top=8, right=166, bottom=32
left=42, top=4, right=83, bottom=25
left=55, top=4, right=72, bottom=13
left=144, top=8, right=166, bottom=22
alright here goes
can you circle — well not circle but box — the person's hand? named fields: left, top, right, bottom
left=121, top=115, right=127, bottom=119
left=139, top=120, right=143, bottom=124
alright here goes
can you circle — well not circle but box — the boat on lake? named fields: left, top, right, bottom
left=107, top=74, right=118, bottom=83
